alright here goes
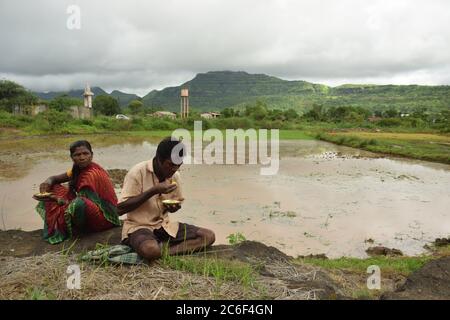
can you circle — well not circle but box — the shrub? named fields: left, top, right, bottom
left=378, top=118, right=403, bottom=127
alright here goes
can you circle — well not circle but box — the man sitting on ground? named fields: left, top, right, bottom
left=118, top=137, right=215, bottom=261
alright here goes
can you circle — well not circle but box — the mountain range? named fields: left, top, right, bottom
left=33, top=87, right=140, bottom=107
left=33, top=71, right=450, bottom=113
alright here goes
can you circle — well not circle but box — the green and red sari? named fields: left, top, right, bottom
left=36, top=162, right=121, bottom=244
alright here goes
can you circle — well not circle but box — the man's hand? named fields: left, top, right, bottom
left=153, top=180, right=177, bottom=195
left=163, top=202, right=181, bottom=213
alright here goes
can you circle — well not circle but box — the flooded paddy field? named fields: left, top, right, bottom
left=0, top=134, right=449, bottom=258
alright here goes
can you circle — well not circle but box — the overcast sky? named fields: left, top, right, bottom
left=1, top=0, right=449, bottom=96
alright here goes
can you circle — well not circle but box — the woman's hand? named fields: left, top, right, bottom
left=153, top=180, right=177, bottom=195
left=32, top=193, right=56, bottom=202
left=39, top=179, right=52, bottom=193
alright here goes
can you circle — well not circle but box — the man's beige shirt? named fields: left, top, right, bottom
left=121, top=160, right=183, bottom=241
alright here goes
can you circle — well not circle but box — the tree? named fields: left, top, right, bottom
left=283, top=108, right=299, bottom=120
left=128, top=100, right=143, bottom=115
left=222, top=107, right=236, bottom=118
left=37, top=109, right=73, bottom=130
left=384, top=108, right=399, bottom=118
left=327, top=106, right=349, bottom=120
left=439, top=109, right=450, bottom=124
left=374, top=110, right=383, bottom=117
left=143, top=105, right=158, bottom=115
left=93, top=95, right=120, bottom=116
left=345, top=111, right=364, bottom=123
left=269, top=109, right=285, bottom=121
left=411, top=107, right=427, bottom=120
left=303, top=103, right=324, bottom=121
left=0, top=80, right=38, bottom=112
left=49, top=94, right=83, bottom=112
left=245, top=100, right=268, bottom=120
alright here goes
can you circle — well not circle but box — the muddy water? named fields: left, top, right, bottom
left=1, top=135, right=449, bottom=258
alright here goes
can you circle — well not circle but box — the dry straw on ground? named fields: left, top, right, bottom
left=0, top=251, right=334, bottom=300
left=0, top=253, right=290, bottom=300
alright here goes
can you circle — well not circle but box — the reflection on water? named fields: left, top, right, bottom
left=1, top=135, right=449, bottom=258
left=0, top=135, right=162, bottom=179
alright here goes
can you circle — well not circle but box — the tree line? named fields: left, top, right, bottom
left=1, top=80, right=448, bottom=130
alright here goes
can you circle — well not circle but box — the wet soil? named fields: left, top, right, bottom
left=382, top=256, right=450, bottom=300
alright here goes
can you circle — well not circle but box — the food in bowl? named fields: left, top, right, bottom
left=35, top=192, right=52, bottom=197
left=33, top=192, right=53, bottom=200
left=162, top=199, right=181, bottom=205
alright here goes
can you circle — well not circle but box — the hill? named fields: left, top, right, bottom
left=33, top=88, right=139, bottom=107
left=142, top=71, right=450, bottom=114
left=33, top=87, right=108, bottom=101
left=31, top=71, right=450, bottom=113
left=109, top=90, right=140, bottom=107
left=142, top=71, right=329, bottom=112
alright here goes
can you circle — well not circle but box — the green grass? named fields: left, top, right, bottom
left=279, top=130, right=315, bottom=140
left=25, top=286, right=56, bottom=300
left=351, top=288, right=379, bottom=300
left=121, top=130, right=176, bottom=138
left=318, top=131, right=450, bottom=164
left=161, top=253, right=257, bottom=287
left=297, top=255, right=432, bottom=276
left=227, top=232, right=247, bottom=245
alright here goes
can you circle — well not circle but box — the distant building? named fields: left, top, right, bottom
left=70, top=105, right=92, bottom=119
left=12, top=83, right=94, bottom=119
left=83, top=83, right=94, bottom=109
left=151, top=111, right=177, bottom=119
left=13, top=104, right=48, bottom=116
left=180, top=88, right=189, bottom=118
left=200, top=112, right=221, bottom=119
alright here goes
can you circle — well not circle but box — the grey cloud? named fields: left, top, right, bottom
left=1, top=0, right=449, bottom=93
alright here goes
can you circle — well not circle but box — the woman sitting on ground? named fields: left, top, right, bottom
left=34, top=140, right=121, bottom=244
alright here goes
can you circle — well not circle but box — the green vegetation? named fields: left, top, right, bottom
left=318, top=131, right=450, bottom=164
left=48, top=95, right=83, bottom=112
left=297, top=255, right=431, bottom=276
left=25, top=286, right=56, bottom=300
left=25, top=71, right=450, bottom=116
left=227, top=232, right=247, bottom=245
left=161, top=254, right=256, bottom=287
left=2, top=78, right=449, bottom=164
left=159, top=241, right=257, bottom=287
left=127, top=99, right=143, bottom=115
left=297, top=244, right=450, bottom=299
left=109, top=90, right=140, bottom=107
left=93, top=95, right=121, bottom=116
left=141, top=71, right=450, bottom=114
left=32, top=86, right=109, bottom=102
left=0, top=80, right=38, bottom=112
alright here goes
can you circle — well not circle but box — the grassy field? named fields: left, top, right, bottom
left=318, top=131, right=450, bottom=164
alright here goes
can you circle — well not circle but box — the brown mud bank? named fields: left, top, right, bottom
left=0, top=228, right=345, bottom=299
left=1, top=228, right=449, bottom=300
